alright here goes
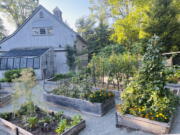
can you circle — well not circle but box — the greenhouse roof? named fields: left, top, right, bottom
left=0, top=48, right=49, bottom=57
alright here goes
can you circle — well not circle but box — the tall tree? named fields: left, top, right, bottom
left=88, top=0, right=113, bottom=55
left=145, top=0, right=180, bottom=52
left=76, top=1, right=113, bottom=58
left=0, top=18, right=5, bottom=39
left=0, top=0, right=39, bottom=27
left=75, top=16, right=95, bottom=41
left=89, top=0, right=110, bottom=25
left=108, top=0, right=152, bottom=52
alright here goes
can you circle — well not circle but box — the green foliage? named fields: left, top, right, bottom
left=165, top=67, right=180, bottom=83
left=71, top=115, right=82, bottom=126
left=89, top=90, right=114, bottom=103
left=120, top=36, right=179, bottom=122
left=55, top=115, right=82, bottom=134
left=108, top=0, right=152, bottom=53
left=76, top=0, right=113, bottom=57
left=88, top=52, right=139, bottom=89
left=75, top=16, right=95, bottom=40
left=145, top=0, right=180, bottom=52
left=52, top=72, right=75, bottom=81
left=66, top=46, right=76, bottom=70
left=3, top=69, right=21, bottom=82
left=53, top=74, right=92, bottom=100
left=0, top=102, right=82, bottom=134
left=0, top=0, right=39, bottom=27
left=98, top=44, right=125, bottom=57
left=0, top=18, right=5, bottom=40
left=0, top=113, right=12, bottom=120
left=27, top=116, right=39, bottom=129
left=55, top=119, right=68, bottom=134
left=17, top=102, right=35, bottom=116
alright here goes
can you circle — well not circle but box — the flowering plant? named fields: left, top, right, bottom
left=88, top=90, right=114, bottom=103
left=119, top=36, right=179, bottom=122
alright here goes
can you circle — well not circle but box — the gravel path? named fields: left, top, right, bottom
left=0, top=81, right=180, bottom=135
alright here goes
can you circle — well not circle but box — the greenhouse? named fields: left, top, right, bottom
left=0, top=48, right=54, bottom=79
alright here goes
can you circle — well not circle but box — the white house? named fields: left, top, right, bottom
left=0, top=5, right=88, bottom=79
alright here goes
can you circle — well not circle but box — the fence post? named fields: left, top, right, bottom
left=15, top=127, right=19, bottom=135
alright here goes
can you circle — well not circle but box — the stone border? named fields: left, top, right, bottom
left=44, top=92, right=115, bottom=116
left=0, top=91, right=11, bottom=107
left=0, top=117, right=85, bottom=135
left=116, top=111, right=173, bottom=134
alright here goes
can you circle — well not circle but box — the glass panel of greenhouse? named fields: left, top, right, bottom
left=0, top=57, right=40, bottom=70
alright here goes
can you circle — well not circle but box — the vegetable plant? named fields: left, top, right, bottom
left=120, top=36, right=179, bottom=122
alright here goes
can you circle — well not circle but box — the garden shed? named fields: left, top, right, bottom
left=0, top=48, right=54, bottom=79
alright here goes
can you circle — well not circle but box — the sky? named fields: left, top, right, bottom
left=39, top=0, right=91, bottom=30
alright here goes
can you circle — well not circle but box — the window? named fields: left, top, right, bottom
left=32, top=27, right=53, bottom=36
left=32, top=28, right=39, bottom=35
left=27, top=58, right=34, bottom=68
left=20, top=58, right=27, bottom=68
left=0, top=58, right=7, bottom=70
left=40, top=28, right=46, bottom=35
left=14, top=58, right=20, bottom=69
left=47, top=27, right=53, bottom=35
left=34, top=57, right=40, bottom=69
left=7, top=58, right=14, bottom=69
left=39, top=12, right=44, bottom=18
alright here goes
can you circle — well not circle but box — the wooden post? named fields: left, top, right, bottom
left=16, top=127, right=19, bottom=135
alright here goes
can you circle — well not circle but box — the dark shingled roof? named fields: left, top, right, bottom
left=1, top=48, right=49, bottom=57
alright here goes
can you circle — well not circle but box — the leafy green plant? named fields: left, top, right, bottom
left=27, top=116, right=39, bottom=129
left=71, top=115, right=82, bottom=126
left=3, top=69, right=21, bottom=82
left=66, top=46, right=76, bottom=70
left=120, top=36, right=179, bottom=122
left=52, top=72, right=75, bottom=81
left=0, top=113, right=12, bottom=120
left=165, top=67, right=180, bottom=83
left=55, top=119, right=68, bottom=134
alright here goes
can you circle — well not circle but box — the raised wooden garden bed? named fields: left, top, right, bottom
left=0, top=117, right=85, bottom=135
left=0, top=104, right=86, bottom=135
left=116, top=111, right=173, bottom=134
left=44, top=92, right=115, bottom=116
left=0, top=91, right=11, bottom=107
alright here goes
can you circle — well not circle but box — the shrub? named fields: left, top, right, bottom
left=4, top=69, right=21, bottom=82
left=71, top=115, right=82, bottom=126
left=119, top=36, right=179, bottom=122
left=0, top=112, right=13, bottom=120
left=88, top=90, right=114, bottom=103
left=52, top=72, right=75, bottom=81
left=165, top=67, right=180, bottom=83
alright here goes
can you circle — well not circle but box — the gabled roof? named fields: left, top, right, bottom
left=1, top=48, right=49, bottom=57
left=0, top=5, right=43, bottom=45
left=0, top=5, right=86, bottom=45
